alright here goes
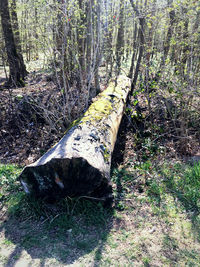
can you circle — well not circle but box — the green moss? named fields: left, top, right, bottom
left=64, top=90, right=117, bottom=131
left=90, top=98, right=112, bottom=114
left=64, top=117, right=83, bottom=135
left=61, top=77, right=130, bottom=139
left=81, top=90, right=116, bottom=124
left=103, top=147, right=110, bottom=162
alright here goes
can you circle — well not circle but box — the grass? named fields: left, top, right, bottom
left=0, top=164, right=22, bottom=190
left=0, top=161, right=200, bottom=266
left=0, top=164, right=23, bottom=212
left=146, top=161, right=200, bottom=213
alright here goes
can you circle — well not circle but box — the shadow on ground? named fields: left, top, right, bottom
left=0, top=198, right=114, bottom=266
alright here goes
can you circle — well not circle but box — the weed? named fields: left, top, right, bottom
left=104, top=257, right=112, bottom=265
left=7, top=192, right=27, bottom=216
left=47, top=214, right=76, bottom=232
left=13, top=254, right=20, bottom=260
left=144, top=161, right=200, bottom=214
left=0, top=255, right=8, bottom=265
left=3, top=239, right=13, bottom=246
left=163, top=162, right=200, bottom=212
left=125, top=247, right=137, bottom=260
left=162, top=235, right=178, bottom=250
left=111, top=168, right=134, bottom=189
left=143, top=256, right=151, bottom=266
left=147, top=180, right=162, bottom=206
left=0, top=164, right=30, bottom=218
left=111, top=168, right=136, bottom=210
left=0, top=164, right=22, bottom=196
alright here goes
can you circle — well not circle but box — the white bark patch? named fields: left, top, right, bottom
left=21, top=180, right=30, bottom=194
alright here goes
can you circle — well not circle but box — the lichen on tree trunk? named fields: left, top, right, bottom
left=19, top=76, right=131, bottom=202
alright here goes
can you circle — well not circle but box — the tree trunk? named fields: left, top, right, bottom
left=10, top=0, right=22, bottom=54
left=19, top=76, right=131, bottom=203
left=128, top=0, right=145, bottom=96
left=77, top=0, right=87, bottom=72
left=128, top=19, right=138, bottom=79
left=161, top=0, right=175, bottom=67
left=94, top=0, right=101, bottom=95
left=181, top=7, right=189, bottom=76
left=0, top=0, right=27, bottom=87
left=115, top=0, right=125, bottom=77
left=130, top=17, right=145, bottom=96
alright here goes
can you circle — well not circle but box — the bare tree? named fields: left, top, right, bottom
left=0, top=0, right=27, bottom=87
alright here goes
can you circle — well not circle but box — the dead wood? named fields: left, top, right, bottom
left=19, top=76, right=131, bottom=203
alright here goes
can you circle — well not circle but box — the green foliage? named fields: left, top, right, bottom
left=164, top=162, right=200, bottom=212
left=147, top=180, right=162, bottom=205
left=111, top=168, right=134, bottom=185
left=0, top=164, right=22, bottom=185
left=146, top=162, right=200, bottom=213
left=0, top=164, right=22, bottom=196
left=111, top=168, right=137, bottom=210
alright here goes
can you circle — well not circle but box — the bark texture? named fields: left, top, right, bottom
left=19, top=76, right=130, bottom=202
left=0, top=0, right=27, bottom=86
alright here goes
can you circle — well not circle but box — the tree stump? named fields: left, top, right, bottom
left=19, top=76, right=131, bottom=203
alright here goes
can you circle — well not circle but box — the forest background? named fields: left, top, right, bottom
left=0, top=0, right=200, bottom=266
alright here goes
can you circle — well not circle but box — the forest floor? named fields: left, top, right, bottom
left=0, top=66, right=200, bottom=266
left=0, top=70, right=60, bottom=165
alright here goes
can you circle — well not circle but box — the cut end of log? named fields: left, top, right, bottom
left=20, top=157, right=112, bottom=200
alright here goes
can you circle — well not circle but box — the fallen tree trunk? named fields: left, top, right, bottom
left=19, top=76, right=131, bottom=203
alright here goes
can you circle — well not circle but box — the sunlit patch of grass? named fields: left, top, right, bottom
left=145, top=161, right=200, bottom=214
left=0, top=164, right=26, bottom=216
left=0, top=164, right=22, bottom=194
left=162, top=162, right=200, bottom=212
left=2, top=238, right=13, bottom=246
left=0, top=255, right=8, bottom=265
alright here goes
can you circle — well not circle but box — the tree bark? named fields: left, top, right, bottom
left=10, top=0, right=22, bottom=54
left=115, top=0, right=125, bottom=76
left=161, top=0, right=175, bottom=67
left=130, top=17, right=145, bottom=96
left=181, top=7, right=189, bottom=76
left=128, top=20, right=138, bottom=79
left=0, top=0, right=27, bottom=87
left=19, top=76, right=131, bottom=203
left=77, top=0, right=87, bottom=72
left=129, top=0, right=145, bottom=96
left=94, top=0, right=101, bottom=95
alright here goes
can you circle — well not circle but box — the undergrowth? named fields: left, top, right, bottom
left=0, top=164, right=22, bottom=199
left=1, top=161, right=200, bottom=220
left=0, top=164, right=112, bottom=227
